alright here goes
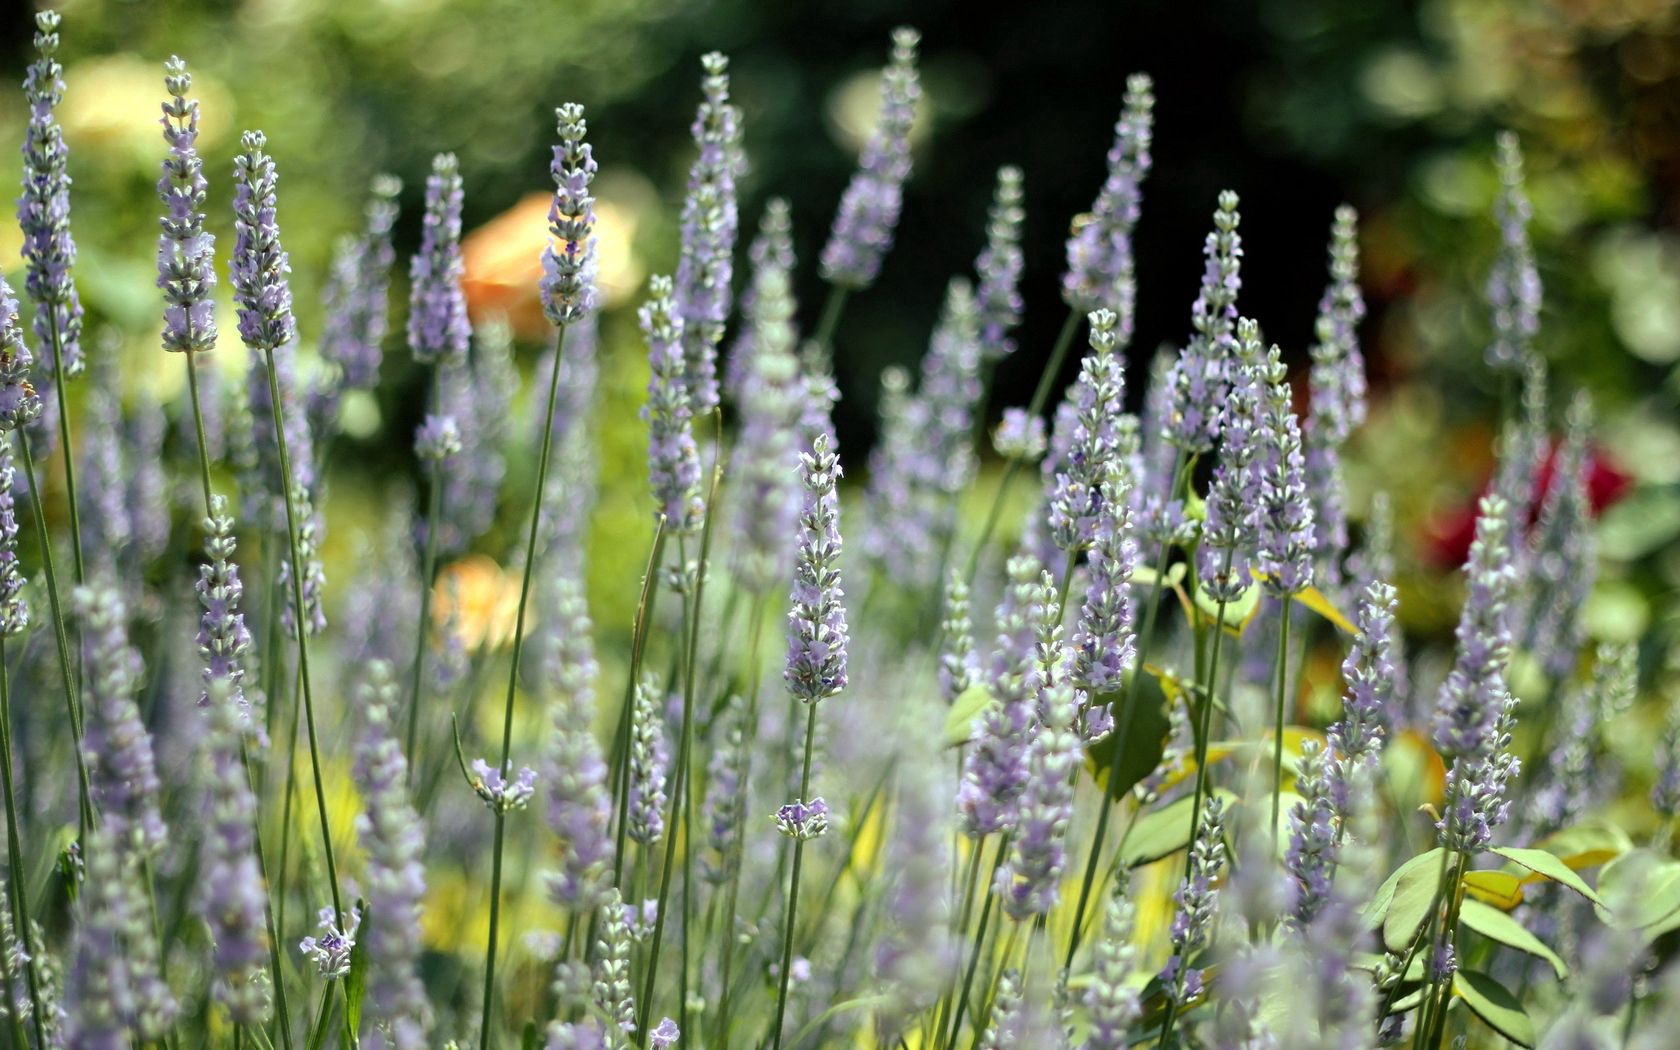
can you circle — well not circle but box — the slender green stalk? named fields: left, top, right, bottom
left=0, top=639, right=48, bottom=1050
left=1271, top=595, right=1293, bottom=837
left=713, top=593, right=768, bottom=1049
left=182, top=350, right=217, bottom=516
left=405, top=442, right=443, bottom=784
left=812, top=284, right=850, bottom=352
left=479, top=322, right=568, bottom=1050
left=1183, top=557, right=1235, bottom=886
left=16, top=429, right=92, bottom=839
left=943, top=832, right=1010, bottom=1050
left=610, top=519, right=669, bottom=888
left=44, top=309, right=84, bottom=585
left=260, top=345, right=345, bottom=928
left=962, top=307, right=1083, bottom=582
left=769, top=700, right=820, bottom=1050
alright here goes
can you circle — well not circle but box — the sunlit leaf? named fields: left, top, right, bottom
left=1532, top=822, right=1632, bottom=873
left=943, top=683, right=993, bottom=747
left=1595, top=849, right=1680, bottom=931
left=1459, top=898, right=1567, bottom=979
left=1192, top=580, right=1260, bottom=636
left=1119, top=790, right=1233, bottom=869
left=1364, top=848, right=1445, bottom=933
left=1462, top=870, right=1525, bottom=911
left=1490, top=846, right=1605, bottom=907
left=1453, top=969, right=1536, bottom=1047
left=1383, top=851, right=1446, bottom=953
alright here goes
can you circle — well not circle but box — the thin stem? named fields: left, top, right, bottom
left=406, top=457, right=443, bottom=783
left=480, top=322, right=568, bottom=1050
left=239, top=738, right=296, bottom=1050
left=944, top=832, right=1010, bottom=1050
left=812, top=285, right=850, bottom=352
left=610, top=520, right=669, bottom=889
left=1184, top=556, right=1235, bottom=884
left=713, top=593, right=768, bottom=1050
left=261, top=344, right=344, bottom=928
left=0, top=639, right=48, bottom=1050
left=1271, top=595, right=1293, bottom=838
left=183, top=350, right=217, bottom=514
left=769, top=700, right=820, bottom=1050
left=962, top=307, right=1083, bottom=583
left=17, top=429, right=92, bottom=841
left=45, top=309, right=84, bottom=585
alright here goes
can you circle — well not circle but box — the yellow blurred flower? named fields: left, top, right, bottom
left=60, top=53, right=233, bottom=167
left=435, top=554, right=521, bottom=651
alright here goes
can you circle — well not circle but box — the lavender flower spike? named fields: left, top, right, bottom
left=0, top=276, right=42, bottom=432
left=975, top=165, right=1025, bottom=362
left=1160, top=795, right=1226, bottom=1012
left=627, top=675, right=670, bottom=846
left=1194, top=318, right=1265, bottom=603
left=542, top=573, right=614, bottom=910
left=1284, top=740, right=1338, bottom=928
left=1486, top=131, right=1541, bottom=372
left=675, top=52, right=743, bottom=413
left=1303, top=205, right=1366, bottom=585
left=318, top=174, right=401, bottom=393
left=353, top=662, right=433, bottom=1049
left=229, top=131, right=296, bottom=352
left=1430, top=495, right=1516, bottom=761
left=196, top=495, right=256, bottom=728
left=1073, top=461, right=1138, bottom=693
left=1047, top=308, right=1126, bottom=553
left=1165, top=191, right=1242, bottom=452
left=1255, top=345, right=1315, bottom=596
left=75, top=582, right=166, bottom=856
left=1523, top=391, right=1595, bottom=679
left=938, top=570, right=979, bottom=704
left=785, top=431, right=849, bottom=703
left=995, top=573, right=1081, bottom=921
left=1327, top=580, right=1397, bottom=806
left=157, top=56, right=217, bottom=355
left=408, top=153, right=469, bottom=368
left=198, top=678, right=270, bottom=1026
left=541, top=103, right=599, bottom=327
left=1062, top=73, right=1154, bottom=340
left=820, top=27, right=921, bottom=289
left=0, top=437, right=25, bottom=636
left=67, top=826, right=177, bottom=1042
left=20, top=11, right=84, bottom=375
left=641, top=275, right=704, bottom=535
left=958, top=554, right=1040, bottom=836
left=1082, top=880, right=1142, bottom=1050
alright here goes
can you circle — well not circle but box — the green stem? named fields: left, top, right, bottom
left=261, top=345, right=344, bottom=929
left=713, top=593, right=768, bottom=1050
left=17, top=429, right=92, bottom=842
left=45, top=309, right=84, bottom=585
left=480, top=322, right=568, bottom=1050
left=183, top=350, right=217, bottom=515
left=944, top=833, right=1010, bottom=1050
left=240, top=739, right=295, bottom=1050
left=812, top=285, right=851, bottom=352
left=769, top=700, right=821, bottom=1050
left=610, top=520, right=669, bottom=889
left=0, top=639, right=48, bottom=1050
left=962, top=307, right=1083, bottom=582
left=406, top=457, right=442, bottom=784
left=1271, top=596, right=1293, bottom=838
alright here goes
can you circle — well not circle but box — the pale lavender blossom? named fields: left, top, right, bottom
left=1254, top=345, right=1315, bottom=596
left=542, top=572, right=614, bottom=910
left=785, top=432, right=849, bottom=702
left=958, top=555, right=1041, bottom=836
left=1493, top=358, right=1548, bottom=568
left=157, top=57, right=216, bottom=356
left=0, top=277, right=41, bottom=432
left=1431, top=496, right=1517, bottom=761
left=125, top=392, right=169, bottom=565
left=19, top=11, right=83, bottom=376
left=1524, top=392, right=1595, bottom=679
left=407, top=153, right=468, bottom=368
left=312, top=174, right=400, bottom=434
left=1082, top=881, right=1142, bottom=1050
left=1486, top=132, right=1540, bottom=372
left=724, top=198, right=797, bottom=402
left=434, top=321, right=517, bottom=552
left=1160, top=796, right=1225, bottom=1013
left=1327, top=581, right=1397, bottom=810
left=1285, top=741, right=1338, bottom=928
left=1047, top=309, right=1126, bottom=553
left=874, top=715, right=954, bottom=1038
left=1062, top=73, right=1154, bottom=339
left=299, top=906, right=359, bottom=980
left=975, top=165, right=1025, bottom=361
left=0, top=436, right=24, bottom=636
left=541, top=104, right=599, bottom=327
left=1303, top=206, right=1366, bottom=587
left=700, top=694, right=748, bottom=884
left=229, top=131, right=295, bottom=353
left=1165, top=192, right=1242, bottom=452
left=197, top=678, right=270, bottom=1025
left=674, top=53, right=743, bottom=413
left=820, top=28, right=920, bottom=289
left=938, top=571, right=979, bottom=704
left=67, top=826, right=176, bottom=1043
left=642, top=275, right=704, bottom=535
left=77, top=386, right=127, bottom=574
left=1072, top=462, right=1137, bottom=693
left=1195, top=318, right=1265, bottom=602
left=76, top=582, right=166, bottom=855
left=774, top=797, right=830, bottom=840
left=195, top=496, right=254, bottom=724
left=593, top=888, right=635, bottom=1035
left=993, top=407, right=1046, bottom=461
left=469, top=759, right=537, bottom=814
left=627, top=675, right=670, bottom=845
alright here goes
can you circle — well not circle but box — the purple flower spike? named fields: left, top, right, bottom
left=627, top=675, right=671, bottom=846
left=958, top=555, right=1041, bottom=836
left=650, top=1017, right=680, bottom=1049
left=1047, top=308, right=1126, bottom=553
left=1165, top=191, right=1242, bottom=453
left=785, top=432, right=849, bottom=703
left=1255, top=345, right=1315, bottom=596
left=1062, top=73, right=1154, bottom=340
left=1195, top=318, right=1266, bottom=603
left=1486, top=132, right=1540, bottom=373
left=299, top=905, right=360, bottom=979
left=199, top=678, right=270, bottom=1025
left=1431, top=496, right=1516, bottom=761
left=1160, top=795, right=1225, bottom=1013
left=229, top=130, right=296, bottom=353
left=157, top=56, right=217, bottom=356
left=1523, top=392, right=1595, bottom=679
left=1328, top=580, right=1397, bottom=809
left=469, top=758, right=537, bottom=814
left=20, top=11, right=84, bottom=376
left=0, top=276, right=42, bottom=432
left=408, top=154, right=469, bottom=368
left=0, top=436, right=25, bottom=636
left=641, top=275, right=704, bottom=536
left=542, top=572, right=614, bottom=910
left=323, top=175, right=400, bottom=388
left=197, top=496, right=257, bottom=732
left=675, top=53, right=743, bottom=414
left=820, top=27, right=921, bottom=290
left=724, top=198, right=798, bottom=404
left=542, top=103, right=599, bottom=327
left=1073, top=462, right=1138, bottom=693
left=975, top=165, right=1025, bottom=362
left=1304, top=206, right=1366, bottom=586
left=76, top=581, right=167, bottom=856
left=774, top=797, right=830, bottom=840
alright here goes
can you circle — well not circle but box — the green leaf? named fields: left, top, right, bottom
left=1453, top=969, right=1536, bottom=1047
left=522, top=1022, right=541, bottom=1050
left=1462, top=870, right=1525, bottom=910
left=1383, top=851, right=1448, bottom=953
left=1192, top=580, right=1260, bottom=635
left=1594, top=848, right=1680, bottom=931
left=1458, top=898, right=1567, bottom=979
left=1491, top=846, right=1605, bottom=906
left=1119, top=790, right=1230, bottom=869
left=1532, top=822, right=1632, bottom=872
left=1084, top=675, right=1171, bottom=800
left=1362, top=848, right=1444, bottom=936
left=943, top=683, right=994, bottom=747
left=344, top=901, right=370, bottom=1034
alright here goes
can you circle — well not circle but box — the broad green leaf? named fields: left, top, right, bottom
left=1192, top=580, right=1260, bottom=636
left=1383, top=851, right=1448, bottom=953
left=1390, top=986, right=1425, bottom=1013
left=1119, top=790, right=1231, bottom=869
left=1453, top=969, right=1536, bottom=1047
left=1128, top=563, right=1186, bottom=589
left=943, top=683, right=994, bottom=747
left=1532, top=822, right=1632, bottom=873
left=1463, top=870, right=1525, bottom=910
left=1491, top=846, right=1605, bottom=906
left=1085, top=674, right=1171, bottom=800
left=1594, top=848, right=1680, bottom=931
left=1363, top=848, right=1445, bottom=932
left=1459, top=898, right=1567, bottom=979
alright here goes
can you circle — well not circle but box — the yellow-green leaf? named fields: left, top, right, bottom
left=1459, top=898, right=1567, bottom=979
left=1462, top=870, right=1525, bottom=911
left=943, top=683, right=993, bottom=747
left=1363, top=848, right=1445, bottom=933
left=1532, top=823, right=1632, bottom=873
left=1491, top=846, right=1605, bottom=907
left=1453, top=969, right=1536, bottom=1047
